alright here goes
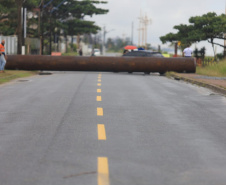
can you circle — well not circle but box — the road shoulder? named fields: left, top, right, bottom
left=167, top=73, right=226, bottom=96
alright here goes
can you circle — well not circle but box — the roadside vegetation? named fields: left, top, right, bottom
left=0, top=0, right=108, bottom=55
left=62, top=52, right=78, bottom=56
left=160, top=12, right=226, bottom=57
left=196, top=59, right=226, bottom=77
left=0, top=70, right=38, bottom=85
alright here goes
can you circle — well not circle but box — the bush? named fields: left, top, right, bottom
left=196, top=59, right=226, bottom=77
left=216, top=53, right=224, bottom=60
left=69, top=44, right=77, bottom=52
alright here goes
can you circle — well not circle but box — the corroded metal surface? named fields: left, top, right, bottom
left=6, top=55, right=196, bottom=73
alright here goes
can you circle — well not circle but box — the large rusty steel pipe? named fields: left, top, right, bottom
left=6, top=55, right=196, bottom=73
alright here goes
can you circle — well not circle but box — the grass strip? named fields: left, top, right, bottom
left=0, top=70, right=38, bottom=85
left=196, top=59, right=226, bottom=77
left=62, top=52, right=78, bottom=56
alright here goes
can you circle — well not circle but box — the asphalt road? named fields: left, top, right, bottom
left=0, top=71, right=226, bottom=185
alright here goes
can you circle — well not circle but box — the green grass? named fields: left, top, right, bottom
left=0, top=70, right=38, bottom=85
left=196, top=59, right=226, bottom=77
left=62, top=52, right=78, bottom=56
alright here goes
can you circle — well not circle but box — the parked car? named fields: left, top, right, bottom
left=122, top=50, right=164, bottom=74
left=93, top=48, right=101, bottom=56
left=123, top=50, right=164, bottom=57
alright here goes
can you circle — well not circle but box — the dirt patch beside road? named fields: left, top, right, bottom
left=168, top=73, right=226, bottom=96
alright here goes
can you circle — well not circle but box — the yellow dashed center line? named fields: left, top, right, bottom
left=97, top=74, right=109, bottom=185
left=97, top=124, right=106, bottom=140
left=98, top=157, right=110, bottom=185
left=97, top=96, right=102, bottom=102
left=97, top=107, right=103, bottom=116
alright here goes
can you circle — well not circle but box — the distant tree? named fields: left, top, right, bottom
left=0, top=0, right=17, bottom=35
left=42, top=0, right=108, bottom=54
left=193, top=48, right=199, bottom=58
left=160, top=24, right=199, bottom=51
left=65, top=19, right=101, bottom=36
left=0, top=0, right=108, bottom=54
left=93, top=32, right=102, bottom=49
left=106, top=38, right=115, bottom=50
left=200, top=47, right=206, bottom=59
left=0, top=0, right=40, bottom=54
left=160, top=12, right=226, bottom=56
left=105, top=37, right=131, bottom=52
left=194, top=47, right=206, bottom=59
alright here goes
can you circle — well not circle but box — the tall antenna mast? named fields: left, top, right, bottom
left=138, top=10, right=151, bottom=49
left=138, top=10, right=142, bottom=46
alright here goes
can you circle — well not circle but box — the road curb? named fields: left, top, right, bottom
left=169, top=73, right=226, bottom=96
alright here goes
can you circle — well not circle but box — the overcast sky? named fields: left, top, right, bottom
left=87, top=0, right=226, bottom=55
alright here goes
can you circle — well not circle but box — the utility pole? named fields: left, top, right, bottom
left=138, top=10, right=142, bottom=47
left=49, top=13, right=52, bottom=55
left=141, top=27, right=144, bottom=47
left=131, top=22, right=134, bottom=45
left=138, top=23, right=141, bottom=46
left=102, top=26, right=106, bottom=55
left=22, top=7, right=27, bottom=55
left=39, top=0, right=44, bottom=55
left=138, top=11, right=151, bottom=49
left=16, top=0, right=23, bottom=54
left=143, top=14, right=151, bottom=49
left=102, top=26, right=114, bottom=56
left=174, top=42, right=178, bottom=57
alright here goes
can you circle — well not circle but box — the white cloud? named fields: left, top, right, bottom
left=87, top=0, right=226, bottom=55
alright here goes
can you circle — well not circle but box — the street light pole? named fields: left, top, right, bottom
left=131, top=21, right=134, bottom=45
left=102, top=26, right=106, bottom=56
left=16, top=0, right=23, bottom=54
left=102, top=26, right=114, bottom=56
left=39, top=0, right=44, bottom=55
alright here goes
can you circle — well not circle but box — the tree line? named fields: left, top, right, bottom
left=160, top=12, right=226, bottom=57
left=0, top=0, right=108, bottom=54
